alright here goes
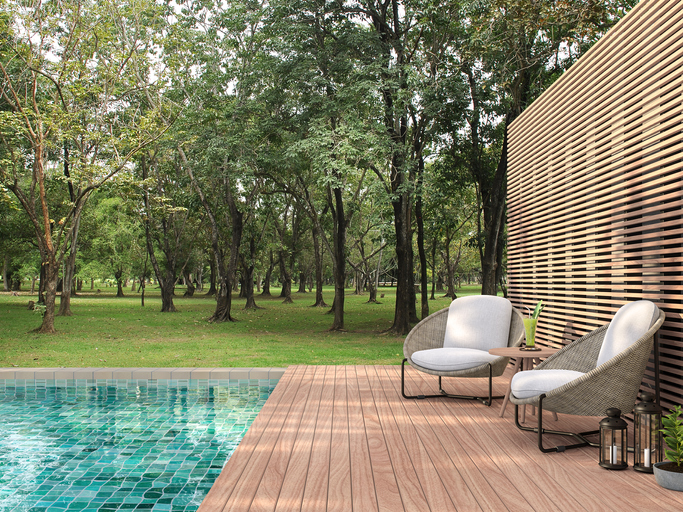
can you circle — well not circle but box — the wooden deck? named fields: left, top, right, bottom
left=198, top=365, right=683, bottom=511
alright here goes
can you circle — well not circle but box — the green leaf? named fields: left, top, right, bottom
left=531, top=300, right=544, bottom=319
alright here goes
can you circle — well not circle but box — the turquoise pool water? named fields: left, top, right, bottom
left=0, top=379, right=277, bottom=511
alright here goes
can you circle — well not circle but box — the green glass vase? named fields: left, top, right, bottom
left=523, top=318, right=538, bottom=348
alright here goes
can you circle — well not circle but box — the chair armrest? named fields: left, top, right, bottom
left=403, top=307, right=449, bottom=361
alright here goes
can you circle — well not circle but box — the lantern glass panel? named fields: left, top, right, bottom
left=601, top=430, right=623, bottom=465
left=634, top=410, right=662, bottom=470
left=600, top=426, right=627, bottom=468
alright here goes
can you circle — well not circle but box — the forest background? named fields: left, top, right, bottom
left=0, top=0, right=637, bottom=348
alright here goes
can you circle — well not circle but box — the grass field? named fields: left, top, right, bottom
left=0, top=285, right=483, bottom=368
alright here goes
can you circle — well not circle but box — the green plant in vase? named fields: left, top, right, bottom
left=662, top=406, right=683, bottom=469
left=653, top=405, right=683, bottom=490
left=523, top=300, right=544, bottom=350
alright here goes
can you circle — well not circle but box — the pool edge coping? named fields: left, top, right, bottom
left=0, top=367, right=287, bottom=380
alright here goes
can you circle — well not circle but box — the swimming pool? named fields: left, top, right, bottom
left=0, top=378, right=278, bottom=511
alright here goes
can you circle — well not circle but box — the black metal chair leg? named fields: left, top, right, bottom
left=514, top=395, right=600, bottom=453
left=401, top=359, right=504, bottom=405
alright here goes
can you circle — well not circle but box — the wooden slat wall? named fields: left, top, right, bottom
left=507, top=0, right=683, bottom=411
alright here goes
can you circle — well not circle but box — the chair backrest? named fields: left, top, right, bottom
left=443, top=295, right=513, bottom=351
left=596, top=300, right=660, bottom=366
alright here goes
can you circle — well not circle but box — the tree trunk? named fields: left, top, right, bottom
left=38, top=263, right=46, bottom=304
left=242, top=237, right=260, bottom=309
left=115, top=268, right=125, bottom=297
left=408, top=240, right=418, bottom=323
left=238, top=274, right=247, bottom=298
left=180, top=150, right=236, bottom=321
left=140, top=273, right=146, bottom=307
left=2, top=254, right=8, bottom=292
left=57, top=142, right=86, bottom=317
left=330, top=186, right=345, bottom=330
left=142, top=154, right=176, bottom=313
left=205, top=254, right=217, bottom=296
left=38, top=251, right=58, bottom=333
left=367, top=271, right=378, bottom=303
left=416, top=164, right=429, bottom=320
left=389, top=192, right=412, bottom=335
left=212, top=174, right=243, bottom=321
left=311, top=224, right=328, bottom=307
left=354, top=270, right=363, bottom=295
left=130, top=278, right=136, bottom=291
left=183, top=270, right=195, bottom=297
left=279, top=252, right=293, bottom=303
left=160, top=274, right=177, bottom=312
left=195, top=265, right=203, bottom=291
left=243, top=272, right=257, bottom=309
left=58, top=247, right=77, bottom=316
left=430, top=238, right=437, bottom=300
left=297, top=272, right=306, bottom=293
left=481, top=125, right=509, bottom=296
left=261, top=250, right=274, bottom=296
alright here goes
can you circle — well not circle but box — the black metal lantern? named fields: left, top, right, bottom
left=599, top=408, right=628, bottom=470
left=633, top=392, right=663, bottom=473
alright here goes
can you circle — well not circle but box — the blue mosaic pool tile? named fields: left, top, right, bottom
left=0, top=379, right=275, bottom=511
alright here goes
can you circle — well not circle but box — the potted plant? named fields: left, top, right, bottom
left=522, top=300, right=544, bottom=351
left=654, top=405, right=683, bottom=491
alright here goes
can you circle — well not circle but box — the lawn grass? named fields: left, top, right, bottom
left=0, top=285, right=483, bottom=368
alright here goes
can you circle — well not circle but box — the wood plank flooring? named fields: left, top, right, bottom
left=198, top=365, right=683, bottom=511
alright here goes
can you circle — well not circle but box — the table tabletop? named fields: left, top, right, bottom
left=488, top=346, right=559, bottom=358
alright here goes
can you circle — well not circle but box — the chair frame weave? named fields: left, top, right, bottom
left=402, top=303, right=525, bottom=406
left=510, top=308, right=666, bottom=452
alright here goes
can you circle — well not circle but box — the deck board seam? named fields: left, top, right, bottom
left=403, top=367, right=526, bottom=511
left=252, top=365, right=316, bottom=512
left=379, top=365, right=484, bottom=512
left=424, top=369, right=572, bottom=512
left=351, top=366, right=380, bottom=512
left=272, top=365, right=326, bottom=512
left=366, top=365, right=432, bottom=511
left=356, top=365, right=405, bottom=512
left=395, top=366, right=502, bottom=510
left=376, top=365, right=460, bottom=511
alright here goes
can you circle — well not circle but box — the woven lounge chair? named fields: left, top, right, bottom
left=402, top=295, right=525, bottom=405
left=509, top=300, right=665, bottom=453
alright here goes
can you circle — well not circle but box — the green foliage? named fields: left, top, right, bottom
left=662, top=406, right=683, bottom=467
left=0, top=0, right=640, bottom=330
left=531, top=300, right=544, bottom=320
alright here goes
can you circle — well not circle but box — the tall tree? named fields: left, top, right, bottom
left=460, top=0, right=639, bottom=294
left=0, top=0, right=173, bottom=331
left=266, top=2, right=379, bottom=330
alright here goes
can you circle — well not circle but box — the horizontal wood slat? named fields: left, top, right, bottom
left=507, top=0, right=683, bottom=411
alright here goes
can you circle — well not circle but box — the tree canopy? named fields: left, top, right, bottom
left=0, top=0, right=638, bottom=334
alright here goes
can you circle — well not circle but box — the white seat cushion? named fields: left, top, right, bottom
left=597, top=300, right=659, bottom=366
left=511, top=369, right=585, bottom=400
left=443, top=295, right=513, bottom=351
left=411, top=348, right=498, bottom=372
